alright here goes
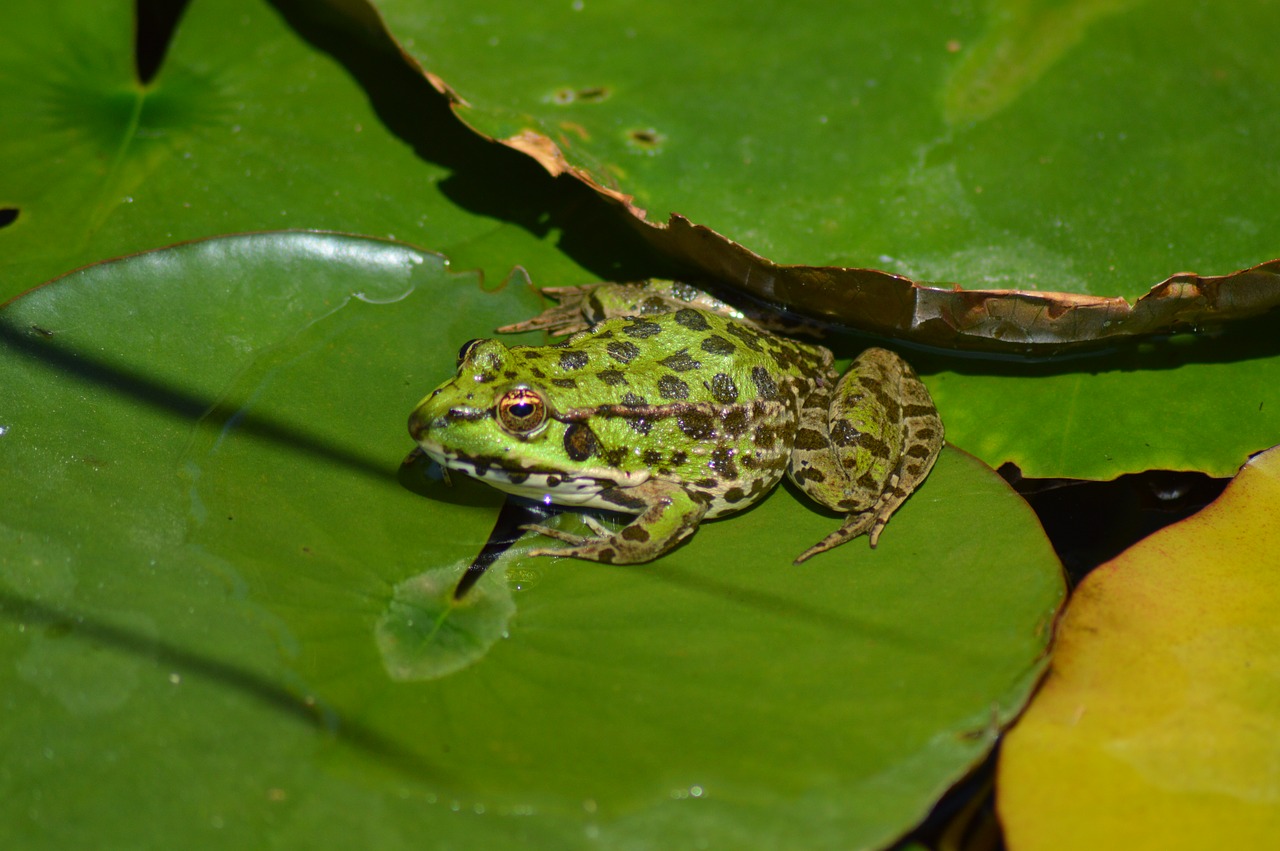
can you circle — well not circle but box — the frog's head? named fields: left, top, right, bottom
left=408, top=338, right=645, bottom=498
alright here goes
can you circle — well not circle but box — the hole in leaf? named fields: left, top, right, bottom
left=550, top=86, right=611, bottom=105
left=135, top=0, right=191, bottom=84
left=0, top=208, right=17, bottom=229
left=626, top=128, right=666, bottom=152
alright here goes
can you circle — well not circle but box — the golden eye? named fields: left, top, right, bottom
left=497, top=387, right=547, bottom=434
left=456, top=338, right=484, bottom=367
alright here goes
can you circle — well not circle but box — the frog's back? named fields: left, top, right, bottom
left=520, top=310, right=825, bottom=409
left=514, top=309, right=829, bottom=516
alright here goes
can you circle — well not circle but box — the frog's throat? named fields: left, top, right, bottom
left=418, top=443, right=652, bottom=511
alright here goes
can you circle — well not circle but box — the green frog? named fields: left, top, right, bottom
left=408, top=281, right=943, bottom=565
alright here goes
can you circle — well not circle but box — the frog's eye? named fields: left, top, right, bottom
left=497, top=387, right=547, bottom=435
left=456, top=338, right=485, bottom=367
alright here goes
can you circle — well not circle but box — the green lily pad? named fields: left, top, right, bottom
left=0, top=0, right=640, bottom=300
left=0, top=233, right=1063, bottom=848
left=375, top=0, right=1280, bottom=346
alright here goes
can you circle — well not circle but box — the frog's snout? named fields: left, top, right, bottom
left=407, top=404, right=433, bottom=442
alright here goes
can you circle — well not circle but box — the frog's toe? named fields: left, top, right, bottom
left=520, top=523, right=590, bottom=545
left=793, top=513, right=877, bottom=564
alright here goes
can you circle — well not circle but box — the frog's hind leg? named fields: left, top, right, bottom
left=522, top=480, right=709, bottom=564
left=788, top=348, right=942, bottom=563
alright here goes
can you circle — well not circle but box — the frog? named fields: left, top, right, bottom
left=408, top=281, right=943, bottom=565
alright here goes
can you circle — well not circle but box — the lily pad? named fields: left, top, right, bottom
left=0, top=0, right=643, bottom=301
left=374, top=0, right=1280, bottom=348
left=997, top=444, right=1280, bottom=848
left=0, top=233, right=1063, bottom=849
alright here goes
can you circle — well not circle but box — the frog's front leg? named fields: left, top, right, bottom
left=521, top=480, right=710, bottom=564
left=788, top=347, right=943, bottom=563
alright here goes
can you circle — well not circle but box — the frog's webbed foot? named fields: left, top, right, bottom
left=496, top=286, right=597, bottom=336
left=520, top=513, right=613, bottom=545
left=521, top=481, right=708, bottom=565
left=793, top=489, right=905, bottom=563
left=794, top=513, right=879, bottom=564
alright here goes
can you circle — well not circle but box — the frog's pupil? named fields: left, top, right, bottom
left=498, top=388, right=546, bottom=434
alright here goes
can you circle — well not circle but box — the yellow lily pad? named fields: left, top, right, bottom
left=997, top=444, right=1280, bottom=848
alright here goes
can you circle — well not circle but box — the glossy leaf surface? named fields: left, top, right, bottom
left=0, top=234, right=1064, bottom=849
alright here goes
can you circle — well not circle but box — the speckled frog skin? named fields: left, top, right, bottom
left=409, top=281, right=943, bottom=564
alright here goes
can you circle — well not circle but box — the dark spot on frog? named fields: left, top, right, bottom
left=726, top=323, right=764, bottom=352
left=600, top=488, right=647, bottom=511
left=504, top=370, right=518, bottom=379
left=559, top=351, right=589, bottom=370
left=551, top=339, right=573, bottom=348
left=659, top=349, right=701, bottom=372
left=794, top=428, right=828, bottom=451
left=621, top=318, right=662, bottom=339
left=913, top=426, right=938, bottom=442
left=552, top=377, right=578, bottom=389
left=621, top=525, right=650, bottom=542
left=597, top=368, right=628, bottom=386
left=621, top=392, right=648, bottom=406
left=529, top=366, right=546, bottom=379
left=721, top=407, right=749, bottom=437
left=706, top=373, right=739, bottom=404
left=694, top=478, right=718, bottom=489
left=689, top=491, right=715, bottom=507
left=593, top=329, right=615, bottom=340
left=674, top=309, right=710, bottom=331
left=586, top=291, right=608, bottom=320
left=598, top=549, right=617, bottom=564
left=700, top=335, right=736, bottom=356
left=563, top=422, right=599, bottom=461
left=601, top=446, right=631, bottom=466
left=546, top=475, right=563, bottom=487
left=830, top=420, right=861, bottom=447
left=724, top=486, right=747, bottom=503
left=640, top=296, right=668, bottom=315
left=752, top=367, right=780, bottom=400
left=521, top=350, right=543, bottom=359
left=677, top=410, right=716, bottom=439
left=792, top=466, right=826, bottom=485
left=904, top=404, right=937, bottom=419
left=709, top=445, right=738, bottom=479
left=906, top=444, right=933, bottom=459
left=858, top=434, right=891, bottom=458
left=658, top=375, right=689, bottom=400
left=607, top=340, right=641, bottom=363
left=669, top=450, right=689, bottom=467
left=506, top=472, right=530, bottom=485
left=642, top=448, right=663, bottom=466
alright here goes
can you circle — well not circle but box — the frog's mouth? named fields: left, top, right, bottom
left=416, top=441, right=649, bottom=510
